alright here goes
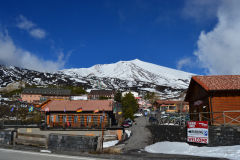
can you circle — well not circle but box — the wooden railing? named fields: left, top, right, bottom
left=155, top=111, right=240, bottom=126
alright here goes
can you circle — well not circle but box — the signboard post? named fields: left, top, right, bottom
left=187, top=121, right=208, bottom=144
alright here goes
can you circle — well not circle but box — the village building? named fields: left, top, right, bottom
left=122, top=91, right=139, bottom=98
left=185, top=75, right=240, bottom=125
left=41, top=99, right=115, bottom=129
left=153, top=100, right=189, bottom=113
left=88, top=90, right=115, bottom=100
left=70, top=95, right=88, bottom=100
left=21, top=88, right=71, bottom=104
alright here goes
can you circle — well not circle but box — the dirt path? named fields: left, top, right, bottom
left=123, top=116, right=152, bottom=151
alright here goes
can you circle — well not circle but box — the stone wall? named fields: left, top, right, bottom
left=209, top=126, right=240, bottom=146
left=0, top=130, right=13, bottom=145
left=148, top=125, right=240, bottom=146
left=147, top=125, right=187, bottom=143
left=48, top=133, right=98, bottom=152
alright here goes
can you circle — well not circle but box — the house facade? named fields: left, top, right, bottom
left=122, top=91, right=139, bottom=98
left=88, top=90, right=115, bottom=100
left=21, top=88, right=71, bottom=104
left=185, top=75, right=240, bottom=125
left=153, top=100, right=189, bottom=113
left=41, top=100, right=115, bottom=129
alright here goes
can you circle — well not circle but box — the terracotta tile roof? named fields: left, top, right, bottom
left=192, top=75, right=240, bottom=91
left=41, top=100, right=113, bottom=112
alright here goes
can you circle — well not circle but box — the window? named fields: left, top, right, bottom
left=55, top=115, right=59, bottom=122
left=50, top=115, right=54, bottom=123
left=63, top=115, right=66, bottom=123
left=68, top=116, right=72, bottom=122
left=58, top=115, right=61, bottom=122
left=161, top=106, right=168, bottom=111
left=100, top=116, right=103, bottom=123
left=74, top=116, right=78, bottom=123
left=93, top=116, right=98, bottom=125
left=87, top=116, right=92, bottom=125
left=169, top=106, right=176, bottom=110
left=80, top=116, right=85, bottom=125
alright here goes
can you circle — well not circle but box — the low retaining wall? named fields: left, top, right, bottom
left=148, top=125, right=240, bottom=146
left=48, top=133, right=98, bottom=152
left=0, top=130, right=13, bottom=145
left=15, top=133, right=48, bottom=148
left=147, top=125, right=186, bottom=143
left=209, top=126, right=240, bottom=146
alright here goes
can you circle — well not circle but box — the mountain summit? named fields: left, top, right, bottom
left=61, top=59, right=194, bottom=89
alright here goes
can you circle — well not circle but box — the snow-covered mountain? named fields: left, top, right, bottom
left=0, top=59, right=195, bottom=99
left=61, top=59, right=194, bottom=89
left=0, top=65, right=90, bottom=89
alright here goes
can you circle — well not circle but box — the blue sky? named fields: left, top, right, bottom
left=0, top=0, right=239, bottom=75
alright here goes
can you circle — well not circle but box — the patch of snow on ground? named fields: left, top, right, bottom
left=139, top=88, right=157, bottom=92
left=103, top=140, right=119, bottom=148
left=40, top=150, right=52, bottom=153
left=125, top=130, right=131, bottom=138
left=145, top=141, right=240, bottom=160
left=69, top=78, right=87, bottom=83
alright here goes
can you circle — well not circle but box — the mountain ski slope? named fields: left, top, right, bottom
left=61, top=59, right=194, bottom=89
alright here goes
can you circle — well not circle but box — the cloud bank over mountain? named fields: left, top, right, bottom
left=193, top=0, right=240, bottom=74
left=0, top=31, right=65, bottom=72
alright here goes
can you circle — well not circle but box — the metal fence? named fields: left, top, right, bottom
left=149, top=110, right=240, bottom=126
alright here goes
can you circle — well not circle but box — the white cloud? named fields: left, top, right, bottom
left=194, top=0, right=240, bottom=74
left=17, top=15, right=35, bottom=30
left=0, top=31, right=65, bottom=72
left=29, top=28, right=46, bottom=39
left=182, top=0, right=220, bottom=22
left=16, top=15, right=46, bottom=39
left=177, top=57, right=192, bottom=70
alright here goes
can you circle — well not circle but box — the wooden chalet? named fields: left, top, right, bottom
left=153, top=100, right=189, bottom=113
left=41, top=100, right=115, bottom=129
left=185, top=75, right=240, bottom=125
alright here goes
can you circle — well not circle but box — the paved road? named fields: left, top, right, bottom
left=0, top=148, right=107, bottom=160
left=123, top=116, right=151, bottom=151
left=0, top=148, right=226, bottom=160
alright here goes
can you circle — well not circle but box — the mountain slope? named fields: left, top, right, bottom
left=0, top=65, right=89, bottom=88
left=61, top=59, right=194, bottom=89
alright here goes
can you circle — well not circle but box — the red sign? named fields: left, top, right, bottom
left=187, top=121, right=208, bottom=129
left=187, top=121, right=208, bottom=144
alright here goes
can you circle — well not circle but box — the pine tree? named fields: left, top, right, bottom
left=121, top=92, right=138, bottom=120
left=114, top=91, right=122, bottom=103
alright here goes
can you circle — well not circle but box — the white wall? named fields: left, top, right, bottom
left=71, top=95, right=88, bottom=100
left=122, top=91, right=139, bottom=98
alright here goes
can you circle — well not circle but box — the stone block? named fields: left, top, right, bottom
left=48, top=133, right=98, bottom=152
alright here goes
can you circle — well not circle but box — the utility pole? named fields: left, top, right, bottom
left=101, top=110, right=105, bottom=151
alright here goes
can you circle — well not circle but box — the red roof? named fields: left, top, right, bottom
left=41, top=100, right=113, bottom=112
left=192, top=75, right=240, bottom=91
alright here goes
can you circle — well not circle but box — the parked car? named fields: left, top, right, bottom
left=125, top=118, right=133, bottom=126
left=122, top=121, right=130, bottom=128
left=134, top=113, right=143, bottom=117
left=149, top=117, right=159, bottom=124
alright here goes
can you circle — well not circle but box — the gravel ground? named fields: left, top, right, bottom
left=123, top=116, right=152, bottom=151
